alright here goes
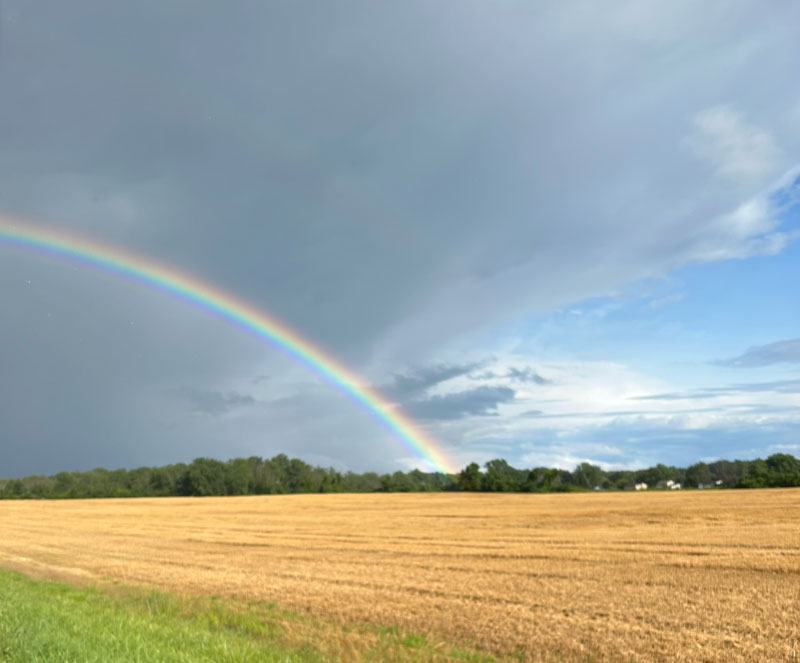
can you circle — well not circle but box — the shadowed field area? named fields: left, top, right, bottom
left=1, top=491, right=799, bottom=662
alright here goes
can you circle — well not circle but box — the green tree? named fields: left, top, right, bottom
left=225, top=458, right=253, bottom=495
left=766, top=453, right=800, bottom=476
left=341, top=471, right=382, bottom=492
left=126, top=467, right=153, bottom=497
left=317, top=468, right=343, bottom=493
left=636, top=464, right=676, bottom=486
left=3, top=479, right=26, bottom=498
left=178, top=458, right=227, bottom=496
left=457, top=463, right=482, bottom=491
left=739, top=459, right=769, bottom=488
left=685, top=462, right=712, bottom=488
left=707, top=460, right=735, bottom=485
left=572, top=462, right=604, bottom=489
left=285, top=458, right=315, bottom=492
left=482, top=459, right=526, bottom=492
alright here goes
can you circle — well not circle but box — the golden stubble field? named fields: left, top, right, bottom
left=1, top=490, right=798, bottom=662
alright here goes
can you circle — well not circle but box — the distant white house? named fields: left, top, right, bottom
left=655, top=479, right=675, bottom=490
left=635, top=482, right=648, bottom=491
left=670, top=482, right=682, bottom=490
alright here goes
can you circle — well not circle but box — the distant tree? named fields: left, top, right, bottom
left=286, top=458, right=315, bottom=493
left=636, top=464, right=676, bottom=486
left=730, top=460, right=750, bottom=484
left=178, top=458, right=227, bottom=496
left=341, top=471, right=382, bottom=492
left=430, top=472, right=458, bottom=492
left=572, top=462, right=604, bottom=489
left=544, top=468, right=563, bottom=491
left=3, top=452, right=799, bottom=500
left=23, top=475, right=54, bottom=498
left=126, top=467, right=153, bottom=497
left=557, top=470, right=575, bottom=490
left=4, top=479, right=25, bottom=498
left=225, top=458, right=253, bottom=495
left=251, top=458, right=283, bottom=494
left=606, top=470, right=634, bottom=491
left=317, top=468, right=343, bottom=493
left=707, top=460, right=736, bottom=485
left=458, top=463, right=482, bottom=491
left=522, top=468, right=545, bottom=492
left=738, top=459, right=769, bottom=488
left=685, top=462, right=712, bottom=488
left=53, top=472, right=76, bottom=497
left=483, top=459, right=525, bottom=492
left=379, top=471, right=414, bottom=492
left=766, top=453, right=800, bottom=476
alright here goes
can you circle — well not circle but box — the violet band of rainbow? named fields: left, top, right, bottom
left=0, top=216, right=458, bottom=475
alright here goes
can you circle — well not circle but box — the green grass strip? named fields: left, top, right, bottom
left=0, top=569, right=502, bottom=663
left=0, top=569, right=319, bottom=663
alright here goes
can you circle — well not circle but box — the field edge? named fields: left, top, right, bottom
left=0, top=567, right=524, bottom=663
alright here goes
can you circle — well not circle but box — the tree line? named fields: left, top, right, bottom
left=1, top=452, right=799, bottom=500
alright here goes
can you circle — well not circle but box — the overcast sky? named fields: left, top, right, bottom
left=1, top=1, right=798, bottom=476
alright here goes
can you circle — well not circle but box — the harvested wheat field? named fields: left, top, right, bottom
left=1, top=490, right=798, bottom=662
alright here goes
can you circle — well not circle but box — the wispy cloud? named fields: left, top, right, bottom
left=470, top=366, right=550, bottom=384
left=714, top=338, right=800, bottom=367
left=632, top=392, right=715, bottom=401
left=633, top=379, right=800, bottom=400
left=723, top=379, right=800, bottom=394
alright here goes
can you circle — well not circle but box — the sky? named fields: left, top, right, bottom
left=0, top=1, right=798, bottom=477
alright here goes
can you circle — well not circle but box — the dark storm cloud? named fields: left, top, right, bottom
left=381, top=362, right=486, bottom=400
left=3, top=1, right=798, bottom=356
left=172, top=388, right=259, bottom=417
left=405, top=386, right=516, bottom=421
left=379, top=361, right=521, bottom=422
left=1, top=1, right=799, bottom=475
left=714, top=338, right=800, bottom=367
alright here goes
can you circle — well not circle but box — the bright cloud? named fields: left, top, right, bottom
left=689, top=105, right=781, bottom=183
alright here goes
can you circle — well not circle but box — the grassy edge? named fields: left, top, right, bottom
left=0, top=568, right=503, bottom=663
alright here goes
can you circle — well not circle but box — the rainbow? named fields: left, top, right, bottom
left=0, top=215, right=458, bottom=474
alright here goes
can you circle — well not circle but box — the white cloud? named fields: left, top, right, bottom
left=422, top=354, right=800, bottom=462
left=676, top=165, right=800, bottom=264
left=688, top=105, right=781, bottom=183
